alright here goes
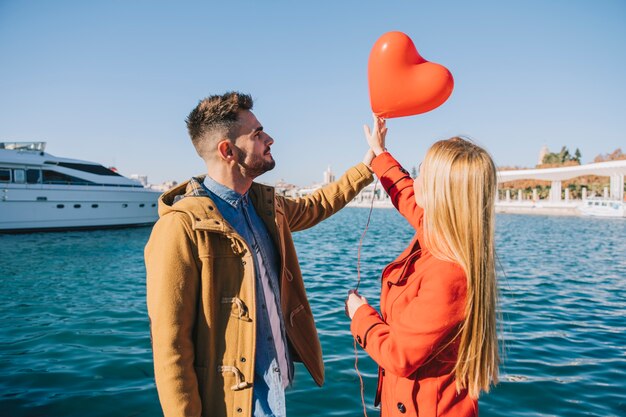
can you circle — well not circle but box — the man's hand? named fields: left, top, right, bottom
left=363, top=114, right=387, bottom=156
left=345, top=289, right=368, bottom=319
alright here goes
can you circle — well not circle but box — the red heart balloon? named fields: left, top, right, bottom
left=368, top=32, right=454, bottom=118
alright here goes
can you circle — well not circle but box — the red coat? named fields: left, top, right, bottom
left=351, top=152, right=477, bottom=417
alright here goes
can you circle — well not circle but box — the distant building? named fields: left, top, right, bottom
left=149, top=180, right=178, bottom=192
left=130, top=174, right=148, bottom=186
left=323, top=166, right=335, bottom=185
left=538, top=145, right=549, bottom=166
left=274, top=179, right=298, bottom=197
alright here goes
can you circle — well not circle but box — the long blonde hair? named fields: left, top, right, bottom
left=419, top=137, right=499, bottom=398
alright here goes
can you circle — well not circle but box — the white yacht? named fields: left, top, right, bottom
left=0, top=142, right=162, bottom=232
left=578, top=197, right=626, bottom=218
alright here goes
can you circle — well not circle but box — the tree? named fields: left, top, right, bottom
left=594, top=148, right=626, bottom=163
left=541, top=146, right=580, bottom=165
left=558, top=146, right=571, bottom=163
left=574, top=148, right=582, bottom=163
left=410, top=166, right=418, bottom=179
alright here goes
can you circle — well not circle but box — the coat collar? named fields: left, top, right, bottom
left=158, top=175, right=277, bottom=237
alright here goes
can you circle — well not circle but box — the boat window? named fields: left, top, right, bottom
left=13, top=169, right=26, bottom=183
left=44, top=161, right=122, bottom=177
left=1, top=142, right=45, bottom=151
left=42, top=170, right=95, bottom=185
left=91, top=204, right=99, bottom=208
left=38, top=168, right=141, bottom=188
left=56, top=204, right=65, bottom=209
left=74, top=204, right=81, bottom=208
left=122, top=203, right=128, bottom=208
left=139, top=203, right=145, bottom=207
left=26, top=169, right=42, bottom=184
left=0, top=168, right=11, bottom=182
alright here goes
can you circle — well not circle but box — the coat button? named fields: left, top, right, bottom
left=397, top=402, right=406, bottom=413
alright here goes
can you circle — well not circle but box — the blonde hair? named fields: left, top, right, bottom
left=420, top=137, right=499, bottom=398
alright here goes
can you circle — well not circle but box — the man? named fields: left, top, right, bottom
left=145, top=92, right=374, bottom=417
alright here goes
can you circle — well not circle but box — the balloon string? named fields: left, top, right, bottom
left=355, top=179, right=378, bottom=292
left=354, top=338, right=368, bottom=417
left=354, top=178, right=378, bottom=417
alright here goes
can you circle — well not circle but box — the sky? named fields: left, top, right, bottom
left=1, top=0, right=625, bottom=186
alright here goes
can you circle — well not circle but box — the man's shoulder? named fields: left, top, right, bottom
left=152, top=210, right=195, bottom=237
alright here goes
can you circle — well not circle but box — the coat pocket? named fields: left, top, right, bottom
left=289, top=304, right=305, bottom=327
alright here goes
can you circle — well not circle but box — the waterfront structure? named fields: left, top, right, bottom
left=276, top=161, right=626, bottom=216
left=0, top=142, right=161, bottom=232
left=498, top=160, right=626, bottom=201
left=347, top=181, right=392, bottom=208
left=497, top=160, right=626, bottom=217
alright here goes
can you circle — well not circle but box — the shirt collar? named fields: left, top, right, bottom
left=203, top=175, right=246, bottom=209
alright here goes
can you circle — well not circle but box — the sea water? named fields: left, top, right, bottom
left=1, top=209, right=625, bottom=416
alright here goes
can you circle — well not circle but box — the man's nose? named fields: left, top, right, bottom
left=264, top=134, right=274, bottom=145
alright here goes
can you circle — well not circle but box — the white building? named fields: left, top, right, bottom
left=538, top=145, right=550, bottom=165
left=130, top=174, right=148, bottom=186
left=323, top=166, right=335, bottom=185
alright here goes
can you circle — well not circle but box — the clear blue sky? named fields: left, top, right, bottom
left=1, top=0, right=625, bottom=185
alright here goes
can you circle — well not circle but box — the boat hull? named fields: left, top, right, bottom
left=0, top=184, right=161, bottom=232
left=578, top=199, right=626, bottom=218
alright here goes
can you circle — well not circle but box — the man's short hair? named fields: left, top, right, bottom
left=185, top=92, right=253, bottom=155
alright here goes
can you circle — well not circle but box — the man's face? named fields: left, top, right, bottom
left=232, top=110, right=275, bottom=179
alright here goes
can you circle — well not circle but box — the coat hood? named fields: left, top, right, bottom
left=156, top=175, right=277, bottom=234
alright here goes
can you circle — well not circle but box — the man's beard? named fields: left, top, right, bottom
left=235, top=147, right=276, bottom=179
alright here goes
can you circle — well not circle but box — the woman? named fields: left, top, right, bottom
left=346, top=117, right=499, bottom=416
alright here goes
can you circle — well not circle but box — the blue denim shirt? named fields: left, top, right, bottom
left=202, top=176, right=293, bottom=417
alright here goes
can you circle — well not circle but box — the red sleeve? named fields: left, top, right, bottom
left=371, top=152, right=423, bottom=231
left=350, top=265, right=467, bottom=378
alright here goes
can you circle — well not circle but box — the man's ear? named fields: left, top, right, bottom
left=217, top=140, right=234, bottom=160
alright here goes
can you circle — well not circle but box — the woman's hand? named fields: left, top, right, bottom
left=362, top=148, right=375, bottom=170
left=363, top=114, right=387, bottom=156
left=345, top=289, right=368, bottom=319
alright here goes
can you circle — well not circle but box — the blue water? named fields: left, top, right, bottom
left=1, top=209, right=625, bottom=416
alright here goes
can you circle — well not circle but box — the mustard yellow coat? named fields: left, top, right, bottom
left=145, top=163, right=373, bottom=417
